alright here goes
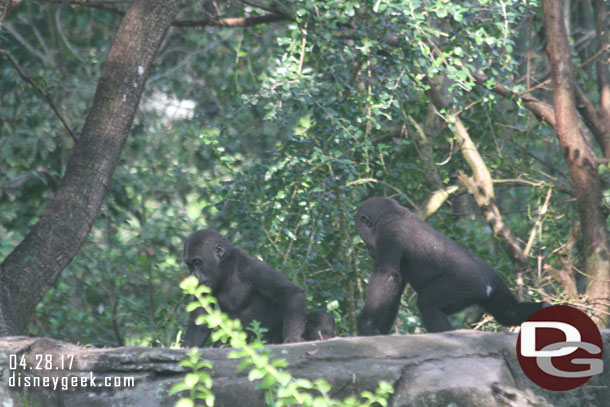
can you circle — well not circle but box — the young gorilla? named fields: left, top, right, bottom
left=183, top=230, right=333, bottom=346
left=355, top=197, right=548, bottom=334
left=303, top=310, right=335, bottom=341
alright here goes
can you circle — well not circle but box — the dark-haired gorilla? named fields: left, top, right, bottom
left=184, top=230, right=306, bottom=347
left=303, top=310, right=335, bottom=341
left=355, top=197, right=548, bottom=334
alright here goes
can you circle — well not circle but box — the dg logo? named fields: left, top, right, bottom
left=516, top=305, right=604, bottom=391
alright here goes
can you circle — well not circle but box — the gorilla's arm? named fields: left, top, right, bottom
left=184, top=306, right=212, bottom=347
left=358, top=245, right=406, bottom=335
left=355, top=197, right=548, bottom=334
left=240, top=263, right=306, bottom=343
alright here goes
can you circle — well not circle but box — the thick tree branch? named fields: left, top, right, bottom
left=592, top=0, right=610, bottom=125
left=472, top=71, right=556, bottom=127
left=574, top=83, right=610, bottom=158
left=408, top=101, right=443, bottom=191
left=426, top=78, right=495, bottom=198
left=542, top=0, right=610, bottom=327
left=427, top=78, right=532, bottom=275
left=419, top=186, right=460, bottom=220
left=456, top=171, right=531, bottom=276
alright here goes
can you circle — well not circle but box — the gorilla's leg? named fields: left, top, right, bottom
left=481, top=284, right=547, bottom=326
left=417, top=295, right=453, bottom=332
left=416, top=276, right=485, bottom=332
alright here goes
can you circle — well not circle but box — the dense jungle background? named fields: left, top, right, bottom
left=1, top=0, right=608, bottom=346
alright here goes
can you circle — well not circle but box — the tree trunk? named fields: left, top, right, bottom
left=0, top=0, right=193, bottom=335
left=592, top=0, right=610, bottom=126
left=542, top=0, right=610, bottom=327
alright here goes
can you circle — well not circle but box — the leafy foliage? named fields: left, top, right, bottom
left=1, top=0, right=590, bottom=345
left=170, top=347, right=215, bottom=407
left=176, top=276, right=393, bottom=407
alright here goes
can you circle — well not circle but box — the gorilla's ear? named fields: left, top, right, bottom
left=215, top=245, right=225, bottom=259
left=360, top=214, right=372, bottom=228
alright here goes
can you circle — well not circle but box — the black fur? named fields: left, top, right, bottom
left=183, top=230, right=306, bottom=346
left=303, top=310, right=335, bottom=341
left=355, top=197, right=547, bottom=334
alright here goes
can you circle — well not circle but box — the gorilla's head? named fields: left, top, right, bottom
left=184, top=229, right=233, bottom=292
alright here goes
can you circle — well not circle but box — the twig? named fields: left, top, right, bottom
left=3, top=22, right=53, bottom=65
left=0, top=49, right=77, bottom=142
left=173, top=13, right=289, bottom=27
left=523, top=188, right=553, bottom=256
left=521, top=47, right=608, bottom=95
left=64, top=0, right=126, bottom=15
left=240, top=0, right=279, bottom=14
left=297, top=22, right=308, bottom=76
left=343, top=178, right=419, bottom=211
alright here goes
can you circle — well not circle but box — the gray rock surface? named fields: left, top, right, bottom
left=0, top=330, right=608, bottom=407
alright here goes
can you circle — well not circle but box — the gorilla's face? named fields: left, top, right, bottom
left=184, top=230, right=231, bottom=292
left=355, top=198, right=389, bottom=259
left=355, top=211, right=376, bottom=258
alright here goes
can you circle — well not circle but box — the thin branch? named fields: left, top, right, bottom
left=523, top=188, right=553, bottom=257
left=174, top=13, right=289, bottom=27
left=544, top=222, right=579, bottom=300
left=3, top=22, right=53, bottom=65
left=297, top=22, right=308, bottom=76
left=592, top=0, right=610, bottom=123
left=493, top=178, right=547, bottom=187
left=521, top=47, right=608, bottom=95
left=55, top=7, right=84, bottom=63
left=473, top=71, right=556, bottom=127
left=63, top=0, right=127, bottom=14
left=343, top=178, right=419, bottom=211
left=0, top=49, right=77, bottom=142
left=240, top=0, right=279, bottom=13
